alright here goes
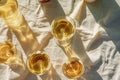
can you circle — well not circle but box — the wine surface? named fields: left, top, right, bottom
left=27, top=53, right=50, bottom=75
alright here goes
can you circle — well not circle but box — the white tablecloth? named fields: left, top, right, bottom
left=0, top=0, right=120, bottom=80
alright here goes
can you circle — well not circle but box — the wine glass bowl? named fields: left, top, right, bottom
left=27, top=51, right=51, bottom=75
left=0, top=41, right=25, bottom=69
left=51, top=16, right=76, bottom=46
left=62, top=58, right=84, bottom=79
left=0, top=41, right=17, bottom=63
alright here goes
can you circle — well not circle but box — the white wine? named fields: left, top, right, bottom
left=27, top=51, right=51, bottom=75
left=62, top=59, right=84, bottom=79
left=0, top=0, right=23, bottom=28
left=0, top=41, right=17, bottom=63
left=51, top=17, right=75, bottom=41
left=51, top=16, right=76, bottom=46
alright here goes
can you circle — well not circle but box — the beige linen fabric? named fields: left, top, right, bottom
left=0, top=0, right=120, bottom=80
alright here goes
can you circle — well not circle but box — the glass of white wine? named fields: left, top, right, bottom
left=27, top=50, right=51, bottom=75
left=0, top=0, right=23, bottom=29
left=51, top=16, right=76, bottom=47
left=51, top=16, right=84, bottom=79
left=0, top=41, right=25, bottom=68
left=62, top=57, right=84, bottom=79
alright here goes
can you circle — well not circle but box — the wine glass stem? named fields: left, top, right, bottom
left=60, top=45, right=72, bottom=60
left=61, top=45, right=79, bottom=61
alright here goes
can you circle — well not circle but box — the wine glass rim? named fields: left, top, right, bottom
left=51, top=16, right=76, bottom=23
left=27, top=50, right=51, bottom=75
left=51, top=16, right=77, bottom=35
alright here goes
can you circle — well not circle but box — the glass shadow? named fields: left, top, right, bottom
left=40, top=65, right=61, bottom=80
left=86, top=0, right=120, bottom=52
left=60, top=32, right=103, bottom=80
left=40, top=0, right=66, bottom=23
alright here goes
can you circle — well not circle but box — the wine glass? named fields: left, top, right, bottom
left=51, top=16, right=84, bottom=79
left=62, top=57, right=84, bottom=79
left=61, top=45, right=85, bottom=79
left=0, top=41, right=25, bottom=69
left=27, top=50, right=51, bottom=75
left=51, top=16, right=76, bottom=47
